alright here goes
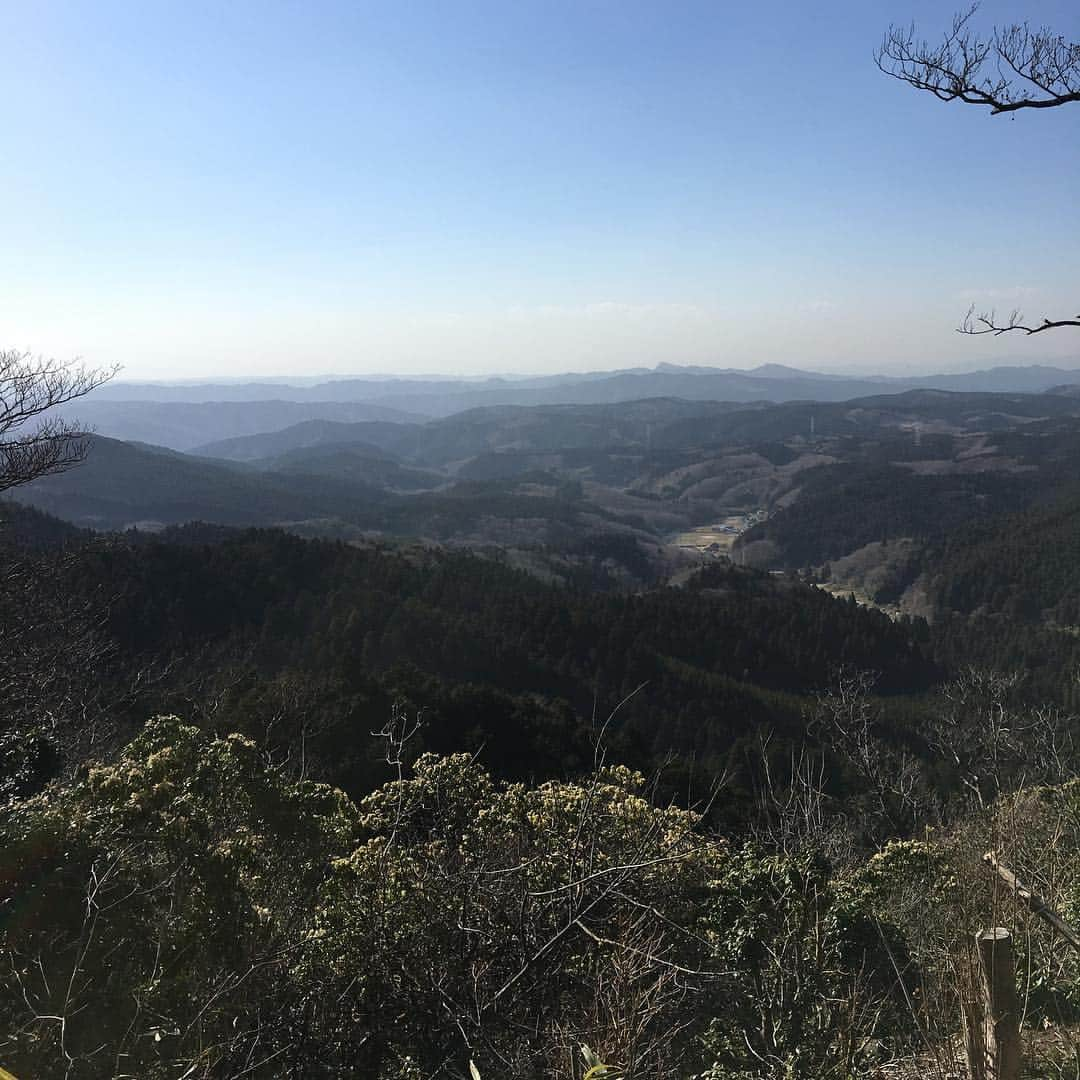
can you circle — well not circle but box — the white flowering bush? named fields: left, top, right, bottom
left=0, top=719, right=931, bottom=1079
left=0, top=717, right=358, bottom=1078
left=313, top=754, right=721, bottom=1076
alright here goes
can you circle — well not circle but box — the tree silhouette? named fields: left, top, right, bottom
left=0, top=349, right=117, bottom=494
left=877, top=5, right=1079, bottom=336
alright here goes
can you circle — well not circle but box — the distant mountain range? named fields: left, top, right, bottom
left=51, top=399, right=424, bottom=452
left=58, top=362, right=1080, bottom=450
left=88, top=361, right=1080, bottom=404
left=16, top=387, right=1080, bottom=540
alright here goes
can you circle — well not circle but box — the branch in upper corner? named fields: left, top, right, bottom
left=958, top=305, right=1080, bottom=337
left=877, top=5, right=1080, bottom=114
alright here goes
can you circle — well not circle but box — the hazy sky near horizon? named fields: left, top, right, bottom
left=2, top=0, right=1078, bottom=381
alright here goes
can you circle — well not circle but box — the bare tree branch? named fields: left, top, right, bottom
left=959, top=304, right=1080, bottom=337
left=0, top=350, right=117, bottom=494
left=878, top=9, right=1078, bottom=339
left=877, top=5, right=1080, bottom=114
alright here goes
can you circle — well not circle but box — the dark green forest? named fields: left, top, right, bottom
left=1, top=507, right=938, bottom=813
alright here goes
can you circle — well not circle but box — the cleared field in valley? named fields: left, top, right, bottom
left=671, top=513, right=762, bottom=553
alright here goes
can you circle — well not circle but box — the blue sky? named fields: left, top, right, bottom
left=1, top=0, right=1077, bottom=379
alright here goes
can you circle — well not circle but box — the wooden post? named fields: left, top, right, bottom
left=961, top=994, right=987, bottom=1080
left=976, top=928, right=1021, bottom=1080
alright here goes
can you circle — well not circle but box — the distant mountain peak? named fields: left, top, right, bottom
left=747, top=364, right=843, bottom=381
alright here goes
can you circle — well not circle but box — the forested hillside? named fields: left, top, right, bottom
left=925, top=492, right=1080, bottom=626
left=2, top=513, right=936, bottom=813
left=735, top=463, right=1036, bottom=567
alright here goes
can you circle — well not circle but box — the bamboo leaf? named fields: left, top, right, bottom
left=580, top=1044, right=601, bottom=1068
